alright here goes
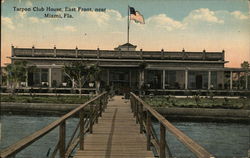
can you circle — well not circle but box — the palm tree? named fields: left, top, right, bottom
left=241, top=61, right=250, bottom=70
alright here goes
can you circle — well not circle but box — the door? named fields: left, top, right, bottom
left=110, top=70, right=129, bottom=95
left=196, top=75, right=203, bottom=89
left=28, top=72, right=34, bottom=86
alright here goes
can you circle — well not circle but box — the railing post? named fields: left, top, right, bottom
left=136, top=102, right=139, bottom=124
left=134, top=99, right=137, bottom=118
left=89, top=104, right=93, bottom=134
left=132, top=98, right=136, bottom=115
left=139, top=103, right=143, bottom=133
left=132, top=97, right=136, bottom=114
left=134, top=99, right=137, bottom=116
left=102, top=96, right=105, bottom=112
left=103, top=94, right=107, bottom=109
left=160, top=123, right=166, bottom=158
left=79, top=109, right=85, bottom=150
left=146, top=111, right=151, bottom=151
left=132, top=96, right=135, bottom=116
left=95, top=104, right=99, bottom=124
left=99, top=98, right=103, bottom=117
left=105, top=93, right=108, bottom=108
left=130, top=96, right=133, bottom=112
left=59, top=121, right=66, bottom=158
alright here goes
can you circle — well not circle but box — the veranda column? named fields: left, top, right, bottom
left=142, top=70, right=145, bottom=86
left=107, top=69, right=110, bottom=86
left=72, top=79, right=75, bottom=88
left=139, top=70, right=145, bottom=89
left=185, top=69, right=188, bottom=90
left=230, top=71, right=233, bottom=90
left=141, top=70, right=145, bottom=87
left=7, top=78, right=10, bottom=88
left=129, top=70, right=132, bottom=87
left=48, top=68, right=52, bottom=88
left=25, top=70, right=28, bottom=87
left=162, top=70, right=165, bottom=89
left=246, top=71, right=248, bottom=90
left=208, top=71, right=211, bottom=90
left=238, top=72, right=240, bottom=90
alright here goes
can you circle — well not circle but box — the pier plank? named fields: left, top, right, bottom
left=73, top=96, right=155, bottom=158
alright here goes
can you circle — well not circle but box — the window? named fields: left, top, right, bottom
left=33, top=69, right=40, bottom=85
left=41, top=69, right=48, bottom=82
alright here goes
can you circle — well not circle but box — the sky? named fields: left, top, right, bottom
left=1, top=0, right=250, bottom=67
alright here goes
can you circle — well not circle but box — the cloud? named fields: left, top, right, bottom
left=76, top=8, right=247, bottom=34
left=81, top=9, right=124, bottom=26
left=111, top=31, right=124, bottom=34
left=18, top=11, right=27, bottom=19
left=107, top=9, right=123, bottom=21
left=184, top=8, right=224, bottom=24
left=141, top=8, right=225, bottom=31
left=81, top=11, right=108, bottom=26
left=147, top=14, right=184, bottom=31
left=29, top=17, right=49, bottom=23
left=55, top=26, right=77, bottom=32
left=2, top=17, right=15, bottom=30
left=231, top=11, right=249, bottom=20
left=29, top=17, right=39, bottom=23
left=26, top=1, right=32, bottom=7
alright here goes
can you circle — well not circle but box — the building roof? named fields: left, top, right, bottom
left=119, top=43, right=137, bottom=48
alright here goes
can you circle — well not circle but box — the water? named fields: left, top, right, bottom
left=153, top=121, right=250, bottom=157
left=0, top=115, right=249, bottom=158
left=0, top=115, right=79, bottom=158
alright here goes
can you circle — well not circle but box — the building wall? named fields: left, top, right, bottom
left=51, top=68, right=62, bottom=87
left=217, top=71, right=224, bottom=89
left=11, top=47, right=248, bottom=91
left=130, top=69, right=139, bottom=88
left=120, top=47, right=136, bottom=51
left=188, top=71, right=208, bottom=89
left=176, top=71, right=185, bottom=89
left=100, top=70, right=108, bottom=86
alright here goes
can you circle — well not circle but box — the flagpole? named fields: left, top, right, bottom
left=127, top=6, right=130, bottom=45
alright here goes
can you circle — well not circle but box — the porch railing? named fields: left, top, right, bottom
left=13, top=48, right=224, bottom=61
left=130, top=92, right=215, bottom=158
left=0, top=92, right=108, bottom=158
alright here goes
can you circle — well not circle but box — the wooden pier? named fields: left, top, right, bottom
left=0, top=92, right=215, bottom=158
left=73, top=96, right=154, bottom=158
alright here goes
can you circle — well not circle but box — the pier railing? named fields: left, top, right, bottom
left=0, top=92, right=108, bottom=158
left=130, top=92, right=215, bottom=158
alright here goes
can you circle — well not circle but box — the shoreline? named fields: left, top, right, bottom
left=1, top=102, right=250, bottom=123
left=154, top=107, right=250, bottom=123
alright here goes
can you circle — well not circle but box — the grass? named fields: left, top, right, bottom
left=2, top=94, right=249, bottom=109
left=1, top=95, right=91, bottom=104
left=144, top=96, right=250, bottom=109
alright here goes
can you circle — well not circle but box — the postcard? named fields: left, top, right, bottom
left=1, top=0, right=250, bottom=158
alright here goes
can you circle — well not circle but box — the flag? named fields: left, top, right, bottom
left=129, top=7, right=145, bottom=24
